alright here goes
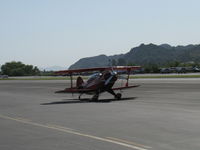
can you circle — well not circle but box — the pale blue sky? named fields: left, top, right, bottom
left=0, top=0, right=200, bottom=68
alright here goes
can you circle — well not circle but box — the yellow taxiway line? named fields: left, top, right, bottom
left=0, top=114, right=150, bottom=150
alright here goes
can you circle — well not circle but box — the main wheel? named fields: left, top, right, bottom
left=115, top=93, right=122, bottom=100
left=91, top=94, right=99, bottom=101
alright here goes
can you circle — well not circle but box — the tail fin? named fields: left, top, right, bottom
left=76, top=76, right=84, bottom=88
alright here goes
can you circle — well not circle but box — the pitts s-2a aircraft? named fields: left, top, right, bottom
left=55, top=66, right=141, bottom=101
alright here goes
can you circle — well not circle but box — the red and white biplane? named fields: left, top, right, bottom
left=55, top=66, right=141, bottom=101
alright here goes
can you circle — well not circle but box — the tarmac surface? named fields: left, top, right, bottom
left=0, top=79, right=200, bottom=150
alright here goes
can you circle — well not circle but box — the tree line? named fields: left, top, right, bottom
left=0, top=61, right=41, bottom=76
left=1, top=60, right=200, bottom=76
left=0, top=61, right=56, bottom=76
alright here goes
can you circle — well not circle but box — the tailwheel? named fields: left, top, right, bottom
left=115, top=93, right=122, bottom=100
left=78, top=94, right=83, bottom=100
left=78, top=95, right=81, bottom=100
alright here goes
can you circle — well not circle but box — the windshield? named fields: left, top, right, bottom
left=87, top=73, right=102, bottom=82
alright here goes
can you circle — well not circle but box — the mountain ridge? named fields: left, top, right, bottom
left=69, top=43, right=200, bottom=69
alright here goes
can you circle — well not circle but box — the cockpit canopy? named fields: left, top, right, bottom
left=87, top=73, right=102, bottom=83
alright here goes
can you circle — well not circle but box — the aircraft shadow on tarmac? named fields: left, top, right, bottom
left=41, top=97, right=137, bottom=105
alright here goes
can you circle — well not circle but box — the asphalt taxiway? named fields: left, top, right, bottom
left=0, top=79, right=200, bottom=150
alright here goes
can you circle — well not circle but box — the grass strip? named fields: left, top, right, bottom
left=130, top=74, right=200, bottom=79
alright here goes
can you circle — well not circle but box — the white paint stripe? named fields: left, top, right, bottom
left=0, top=114, right=148, bottom=150
left=46, top=124, right=75, bottom=131
left=15, top=117, right=31, bottom=122
left=106, top=137, right=151, bottom=149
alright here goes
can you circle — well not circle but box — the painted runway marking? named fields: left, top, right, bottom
left=0, top=114, right=149, bottom=150
left=106, top=137, right=151, bottom=149
left=46, top=124, right=76, bottom=131
left=15, top=117, right=31, bottom=122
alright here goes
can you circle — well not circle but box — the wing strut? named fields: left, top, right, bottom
left=70, top=74, right=73, bottom=88
left=126, top=68, right=131, bottom=87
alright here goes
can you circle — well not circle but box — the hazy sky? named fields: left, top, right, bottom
left=1, top=0, right=200, bottom=68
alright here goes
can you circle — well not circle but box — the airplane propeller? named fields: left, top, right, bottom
left=104, top=70, right=117, bottom=86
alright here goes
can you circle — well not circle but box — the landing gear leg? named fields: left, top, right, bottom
left=107, top=89, right=122, bottom=100
left=91, top=94, right=99, bottom=101
left=78, top=94, right=83, bottom=100
left=91, top=91, right=99, bottom=101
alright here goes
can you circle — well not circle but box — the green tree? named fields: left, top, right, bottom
left=151, top=64, right=160, bottom=73
left=1, top=61, right=40, bottom=76
left=127, top=61, right=135, bottom=66
left=144, top=64, right=160, bottom=73
left=33, top=66, right=40, bottom=75
left=167, top=61, right=180, bottom=67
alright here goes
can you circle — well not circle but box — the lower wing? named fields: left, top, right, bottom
left=55, top=85, right=140, bottom=93
left=112, top=85, right=140, bottom=90
left=55, top=88, right=94, bottom=93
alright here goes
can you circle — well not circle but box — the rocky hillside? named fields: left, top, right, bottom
left=69, top=43, right=200, bottom=69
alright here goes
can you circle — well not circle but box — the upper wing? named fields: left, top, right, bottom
left=55, top=66, right=141, bottom=75
left=112, top=66, right=141, bottom=71
left=55, top=67, right=107, bottom=75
